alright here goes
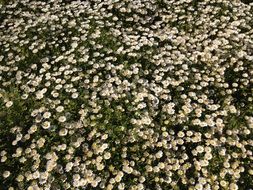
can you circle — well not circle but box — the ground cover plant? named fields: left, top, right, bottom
left=0, top=0, right=253, bottom=189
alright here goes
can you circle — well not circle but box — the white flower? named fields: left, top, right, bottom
left=97, top=164, right=105, bottom=171
left=16, top=147, right=22, bottom=156
left=43, top=112, right=51, bottom=119
left=46, top=160, right=56, bottom=172
left=204, top=153, right=213, bottom=160
left=33, top=171, right=40, bottom=179
left=196, top=146, right=204, bottom=153
left=56, top=106, right=64, bottom=112
left=155, top=151, right=163, bottom=159
left=115, top=175, right=122, bottom=182
left=3, top=171, right=10, bottom=178
left=220, top=180, right=227, bottom=187
left=91, top=180, right=98, bottom=187
left=195, top=183, right=203, bottom=190
left=16, top=175, right=24, bottom=182
left=5, top=101, right=13, bottom=108
left=137, top=184, right=144, bottom=190
left=122, top=166, right=133, bottom=174
left=229, top=183, right=238, bottom=190
left=118, top=183, right=125, bottom=190
left=28, top=125, right=37, bottom=134
left=59, top=128, right=68, bottom=136
left=42, top=121, right=51, bottom=129
left=104, top=152, right=111, bottom=160
left=71, top=42, right=78, bottom=49
left=36, top=92, right=44, bottom=99
left=249, top=169, right=253, bottom=175
left=37, top=138, right=45, bottom=148
left=71, top=92, right=79, bottom=99
left=158, top=162, right=165, bottom=169
left=177, top=131, right=185, bottom=138
left=1, top=156, right=7, bottom=162
left=58, top=116, right=66, bottom=123
left=229, top=105, right=237, bottom=113
left=65, top=162, right=73, bottom=172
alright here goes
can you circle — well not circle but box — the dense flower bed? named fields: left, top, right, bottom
left=0, top=0, right=253, bottom=189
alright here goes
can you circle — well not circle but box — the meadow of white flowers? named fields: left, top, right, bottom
left=0, top=0, right=253, bottom=189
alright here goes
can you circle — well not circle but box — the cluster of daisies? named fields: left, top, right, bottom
left=0, top=0, right=253, bottom=189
